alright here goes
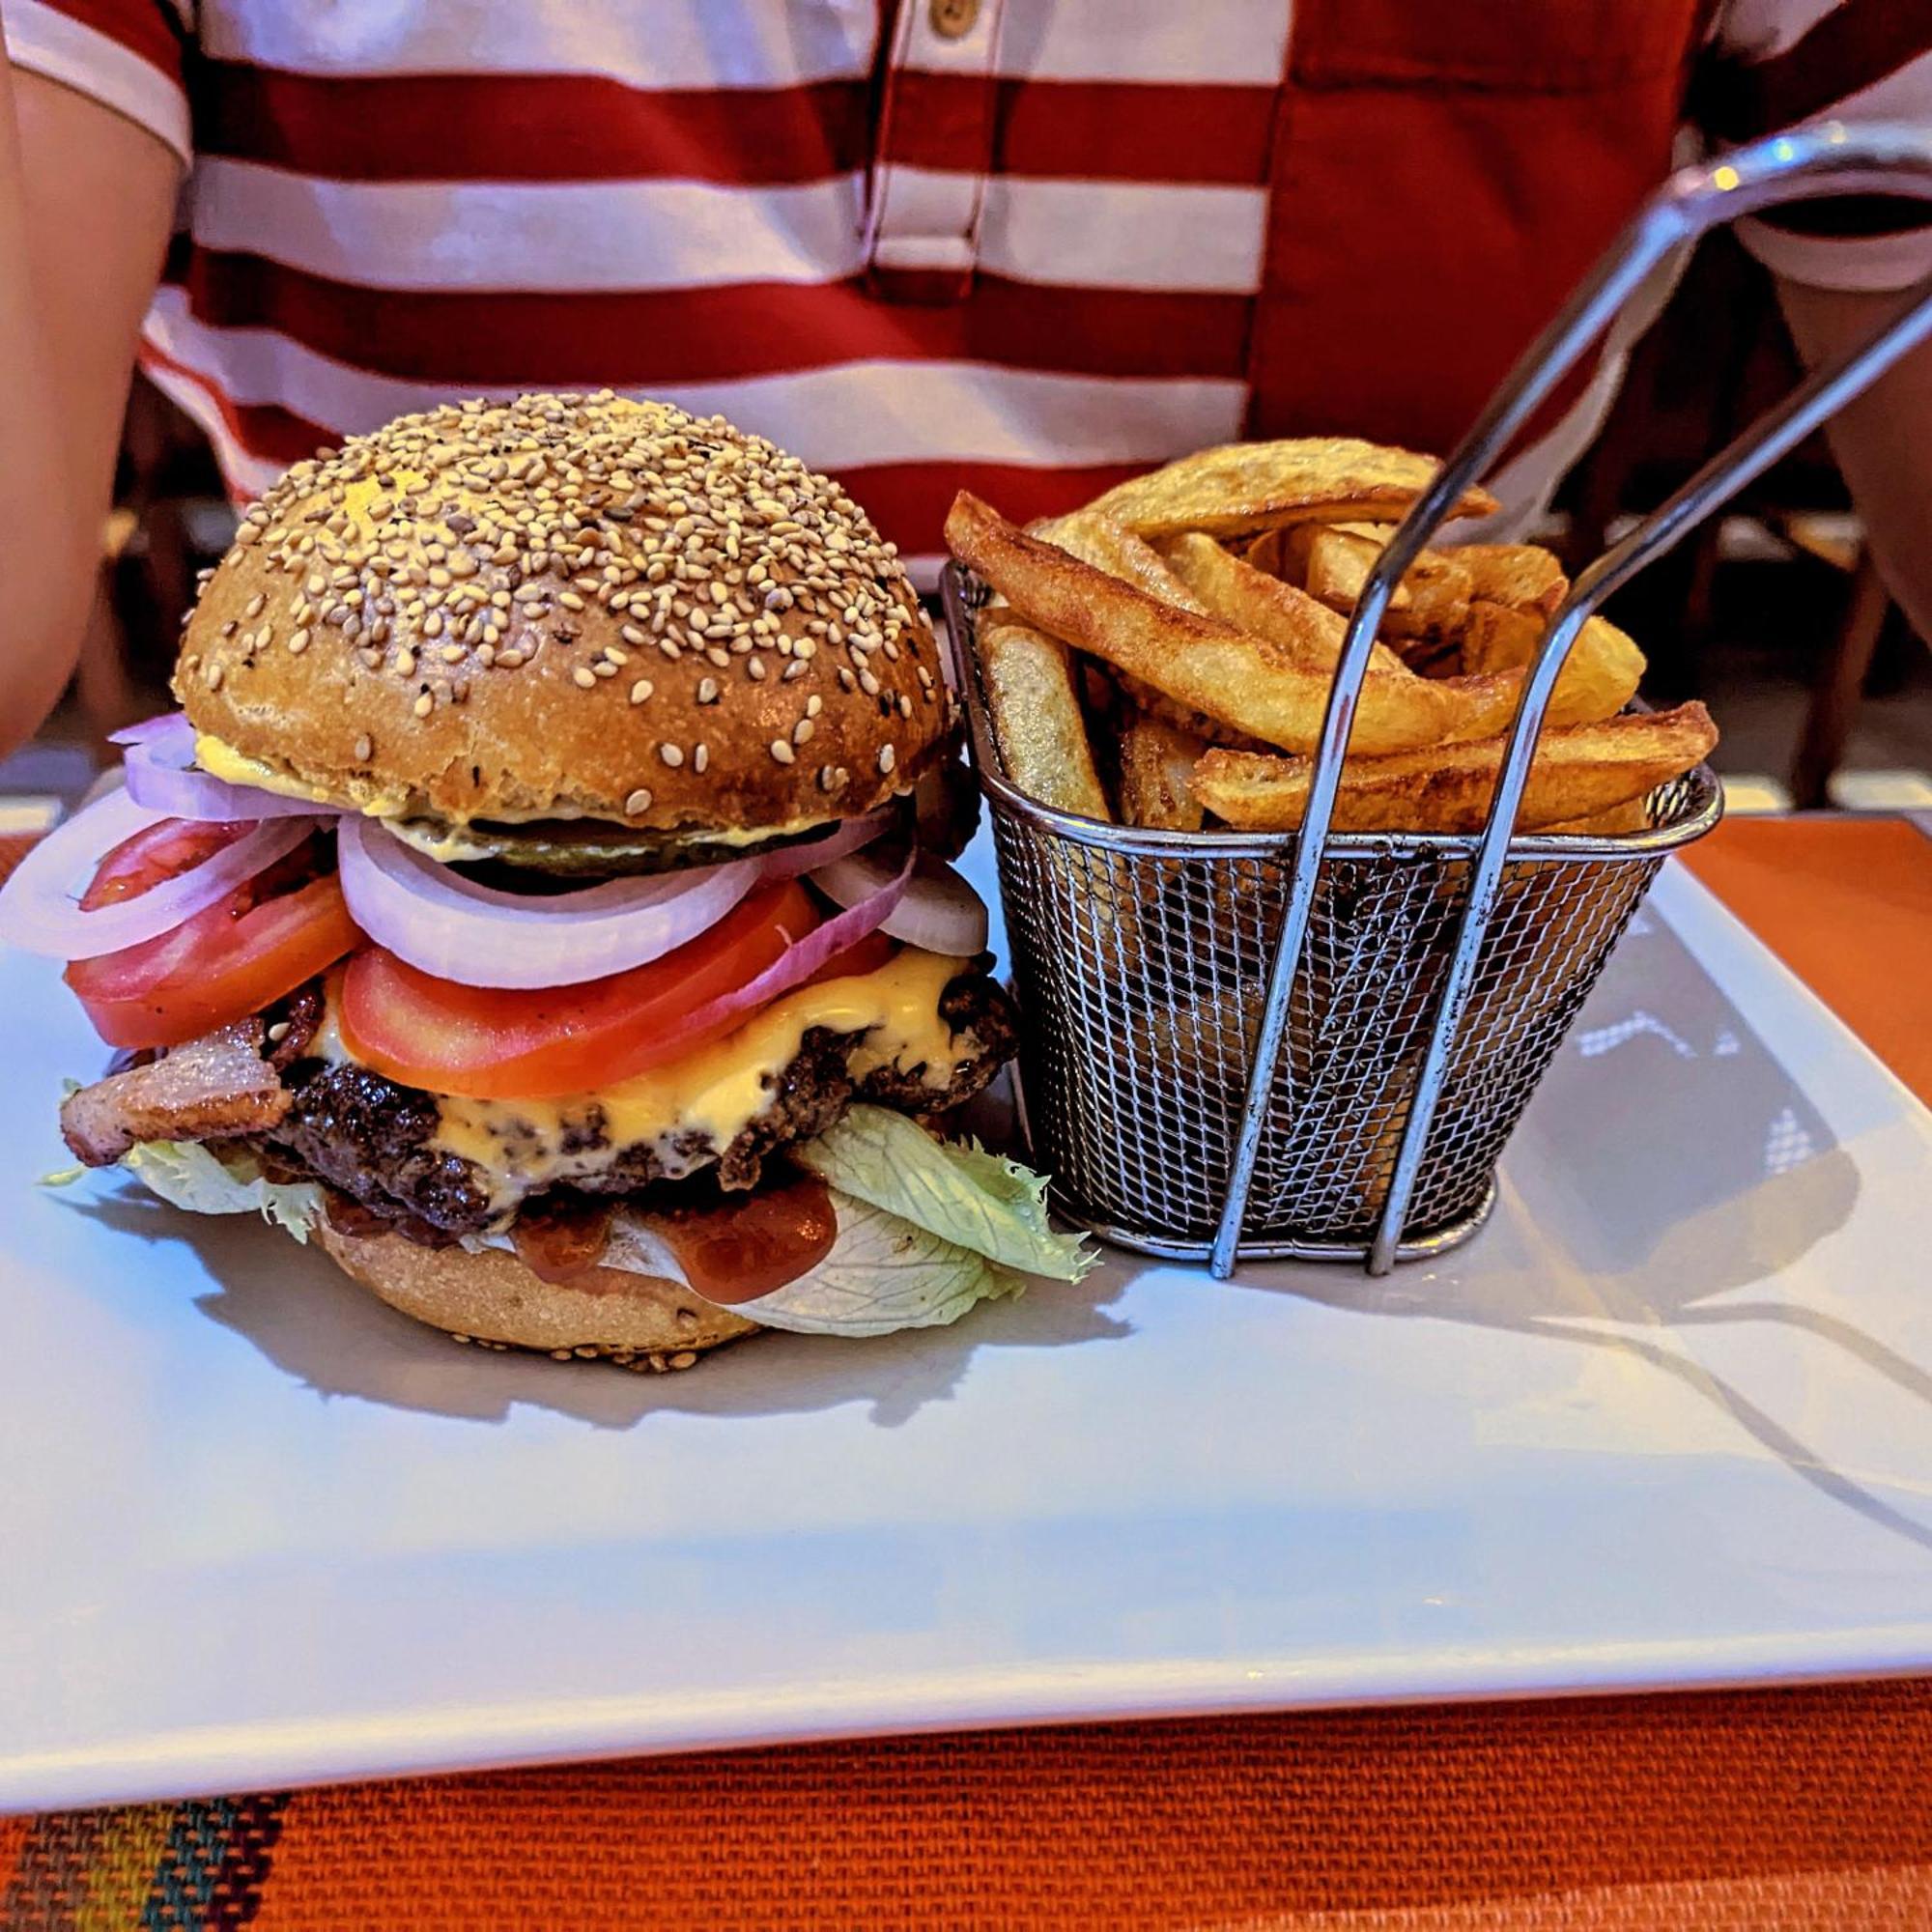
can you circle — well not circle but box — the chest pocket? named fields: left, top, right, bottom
left=1247, top=0, right=1709, bottom=452
left=1291, top=0, right=1707, bottom=94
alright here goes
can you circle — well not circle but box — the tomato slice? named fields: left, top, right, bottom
left=64, top=819, right=362, bottom=1050
left=337, top=880, right=895, bottom=1101
left=340, top=879, right=814, bottom=1099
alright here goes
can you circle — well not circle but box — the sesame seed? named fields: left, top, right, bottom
left=660, top=743, right=685, bottom=767
left=266, top=1021, right=291, bottom=1044
left=806, top=694, right=823, bottom=718
left=782, top=660, right=810, bottom=681
left=440, top=642, right=465, bottom=663
left=897, top=694, right=913, bottom=717
left=558, top=590, right=586, bottom=611
left=877, top=744, right=895, bottom=774
left=629, top=678, right=654, bottom=704
left=769, top=738, right=796, bottom=765
left=693, top=742, right=709, bottom=774
left=793, top=717, right=814, bottom=745
left=625, top=787, right=653, bottom=814
left=355, top=735, right=373, bottom=761
left=204, top=662, right=224, bottom=690
left=413, top=692, right=434, bottom=718
left=243, top=592, right=267, bottom=618
left=572, top=667, right=597, bottom=689
left=747, top=657, right=767, bottom=682
left=696, top=677, right=719, bottom=703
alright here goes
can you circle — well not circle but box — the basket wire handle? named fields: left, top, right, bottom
left=1209, top=120, right=1932, bottom=1280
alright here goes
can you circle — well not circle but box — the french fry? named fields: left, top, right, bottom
left=1028, top=510, right=1208, bottom=611
left=1081, top=437, right=1498, bottom=541
left=977, top=605, right=1112, bottom=820
left=1544, top=799, right=1653, bottom=835
left=1189, top=702, right=1718, bottom=835
left=1453, top=543, right=1568, bottom=618
left=1293, top=526, right=1409, bottom=611
left=1285, top=524, right=1473, bottom=641
left=1461, top=602, right=1646, bottom=728
left=1116, top=711, right=1209, bottom=831
left=946, top=491, right=1478, bottom=757
left=1157, top=531, right=1406, bottom=678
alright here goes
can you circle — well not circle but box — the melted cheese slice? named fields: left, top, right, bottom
left=319, top=948, right=975, bottom=1220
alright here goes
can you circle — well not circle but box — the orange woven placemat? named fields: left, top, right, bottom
left=3, top=1684, right=1928, bottom=1927
left=1, top=818, right=1927, bottom=1928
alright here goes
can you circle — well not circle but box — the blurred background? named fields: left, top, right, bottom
left=3, top=226, right=1926, bottom=831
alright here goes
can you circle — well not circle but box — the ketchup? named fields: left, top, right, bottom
left=650, top=1175, right=838, bottom=1304
left=512, top=1197, right=617, bottom=1284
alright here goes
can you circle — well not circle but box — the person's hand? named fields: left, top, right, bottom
left=0, top=63, right=177, bottom=754
left=1777, top=275, right=1932, bottom=648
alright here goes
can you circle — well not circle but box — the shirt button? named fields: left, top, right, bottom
left=929, top=0, right=979, bottom=39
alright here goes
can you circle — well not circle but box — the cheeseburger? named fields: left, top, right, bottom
left=8, top=393, right=1087, bottom=1367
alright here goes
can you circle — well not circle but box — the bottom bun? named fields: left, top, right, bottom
left=316, top=1222, right=761, bottom=1366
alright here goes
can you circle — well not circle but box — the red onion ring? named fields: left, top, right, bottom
left=753, top=810, right=890, bottom=880
left=670, top=844, right=915, bottom=1043
left=337, top=814, right=766, bottom=988
left=811, top=849, right=988, bottom=956
left=0, top=789, right=323, bottom=959
left=107, top=712, right=188, bottom=748
left=121, top=713, right=323, bottom=822
left=335, top=810, right=895, bottom=989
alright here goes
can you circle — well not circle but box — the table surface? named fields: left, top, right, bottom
left=2, top=813, right=1928, bottom=1929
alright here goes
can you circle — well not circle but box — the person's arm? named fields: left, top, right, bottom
left=1776, top=276, right=1932, bottom=646
left=0, top=62, right=177, bottom=753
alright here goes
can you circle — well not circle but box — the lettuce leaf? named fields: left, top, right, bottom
left=115, top=1139, right=325, bottom=1241
left=734, top=1192, right=1025, bottom=1337
left=795, top=1104, right=1094, bottom=1282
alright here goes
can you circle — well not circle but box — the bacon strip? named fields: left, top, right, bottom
left=60, top=1022, right=292, bottom=1166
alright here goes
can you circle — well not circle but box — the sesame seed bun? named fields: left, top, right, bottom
left=315, top=1220, right=762, bottom=1363
left=177, top=393, right=952, bottom=835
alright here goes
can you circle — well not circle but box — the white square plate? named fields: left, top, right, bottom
left=2, top=844, right=1928, bottom=1811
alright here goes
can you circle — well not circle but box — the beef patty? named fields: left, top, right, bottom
left=254, top=971, right=1017, bottom=1244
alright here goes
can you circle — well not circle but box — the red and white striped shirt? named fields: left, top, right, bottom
left=7, top=0, right=1931, bottom=580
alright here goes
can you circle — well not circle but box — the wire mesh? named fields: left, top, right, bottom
left=948, top=569, right=1722, bottom=1263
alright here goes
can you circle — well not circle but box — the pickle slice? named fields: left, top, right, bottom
left=380, top=814, right=842, bottom=877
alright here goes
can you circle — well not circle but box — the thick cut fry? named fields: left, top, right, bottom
left=1453, top=543, right=1568, bottom=618
left=1461, top=602, right=1646, bottom=728
left=1291, top=526, right=1410, bottom=610
left=1118, top=675, right=1264, bottom=750
left=1117, top=712, right=1208, bottom=831
left=977, top=606, right=1111, bottom=820
left=1028, top=510, right=1208, bottom=612
left=1158, top=531, right=1406, bottom=677
left=1190, top=702, right=1718, bottom=835
left=1081, top=437, right=1498, bottom=541
left=1275, top=525, right=1472, bottom=640
left=1544, top=799, right=1652, bottom=835
left=947, top=492, right=1477, bottom=757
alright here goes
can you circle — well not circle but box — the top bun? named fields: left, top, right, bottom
left=176, top=393, right=951, bottom=833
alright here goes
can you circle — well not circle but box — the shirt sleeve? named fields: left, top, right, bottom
left=1707, top=0, right=1932, bottom=292
left=2, top=0, right=191, bottom=166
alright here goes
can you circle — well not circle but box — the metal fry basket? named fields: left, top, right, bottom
left=945, top=122, right=1932, bottom=1277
